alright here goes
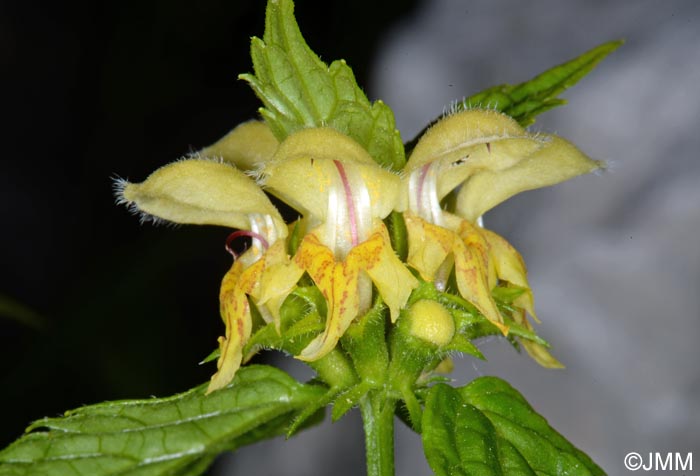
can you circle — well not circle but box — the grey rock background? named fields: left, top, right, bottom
left=219, top=0, right=700, bottom=474
left=372, top=1, right=700, bottom=474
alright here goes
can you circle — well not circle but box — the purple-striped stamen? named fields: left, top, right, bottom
left=225, top=230, right=270, bottom=259
left=333, top=160, right=359, bottom=247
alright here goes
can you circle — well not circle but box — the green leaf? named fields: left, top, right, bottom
left=198, top=347, right=219, bottom=365
left=242, top=0, right=405, bottom=169
left=500, top=319, right=550, bottom=348
left=287, top=218, right=306, bottom=256
left=0, top=365, right=326, bottom=476
left=288, top=387, right=341, bottom=437
left=444, top=333, right=484, bottom=359
left=460, top=377, right=604, bottom=475
left=331, top=381, right=372, bottom=422
left=422, top=379, right=605, bottom=476
left=423, top=384, right=503, bottom=476
left=491, top=286, right=527, bottom=305
left=243, top=288, right=325, bottom=359
left=486, top=40, right=623, bottom=126
left=342, top=299, right=389, bottom=385
left=439, top=289, right=550, bottom=349
left=408, top=40, right=622, bottom=148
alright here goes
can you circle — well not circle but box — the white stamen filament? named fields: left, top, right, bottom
left=319, top=160, right=373, bottom=316
left=325, top=160, right=371, bottom=259
left=409, top=162, right=452, bottom=290
left=409, top=162, right=444, bottom=226
left=237, top=213, right=279, bottom=267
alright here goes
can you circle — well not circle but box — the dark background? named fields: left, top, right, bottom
left=0, top=0, right=418, bottom=451
left=2, top=1, right=699, bottom=475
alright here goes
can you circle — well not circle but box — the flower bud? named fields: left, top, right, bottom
left=407, top=300, right=455, bottom=347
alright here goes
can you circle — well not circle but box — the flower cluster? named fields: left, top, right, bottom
left=117, top=109, right=600, bottom=393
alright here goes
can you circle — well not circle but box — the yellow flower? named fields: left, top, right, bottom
left=117, top=123, right=417, bottom=392
left=262, top=128, right=418, bottom=361
left=401, top=109, right=601, bottom=365
left=115, top=137, right=295, bottom=392
left=117, top=109, right=599, bottom=391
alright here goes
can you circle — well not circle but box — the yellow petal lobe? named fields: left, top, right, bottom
left=454, top=222, right=507, bottom=334
left=407, top=109, right=525, bottom=173
left=294, top=224, right=417, bottom=360
left=404, top=213, right=454, bottom=281
left=480, top=228, right=539, bottom=323
left=251, top=240, right=305, bottom=332
left=119, top=158, right=285, bottom=232
left=200, top=120, right=279, bottom=171
left=456, top=135, right=602, bottom=222
left=513, top=310, right=564, bottom=368
left=521, top=340, right=565, bottom=368
left=294, top=232, right=361, bottom=361
left=403, top=109, right=601, bottom=223
left=405, top=213, right=506, bottom=334
left=356, top=224, right=419, bottom=323
left=207, top=259, right=257, bottom=393
left=263, top=128, right=400, bottom=224
left=207, top=247, right=275, bottom=393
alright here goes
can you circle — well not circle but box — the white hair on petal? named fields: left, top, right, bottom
left=111, top=174, right=177, bottom=228
left=440, top=98, right=503, bottom=120
left=112, top=175, right=130, bottom=206
left=593, top=158, right=611, bottom=175
left=246, top=163, right=267, bottom=186
left=178, top=152, right=227, bottom=165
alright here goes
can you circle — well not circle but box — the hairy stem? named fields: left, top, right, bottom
left=360, top=391, right=397, bottom=476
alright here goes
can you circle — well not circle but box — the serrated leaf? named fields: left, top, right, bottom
left=423, top=381, right=605, bottom=476
left=462, top=40, right=622, bottom=125
left=243, top=0, right=405, bottom=169
left=0, top=365, right=326, bottom=476
left=422, top=384, right=502, bottom=476
left=459, top=377, right=604, bottom=475
left=408, top=40, right=622, bottom=149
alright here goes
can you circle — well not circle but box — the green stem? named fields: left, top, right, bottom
left=360, top=391, right=396, bottom=476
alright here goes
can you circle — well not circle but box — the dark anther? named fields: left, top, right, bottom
left=452, top=156, right=468, bottom=166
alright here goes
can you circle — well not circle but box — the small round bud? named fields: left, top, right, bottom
left=408, top=300, right=455, bottom=347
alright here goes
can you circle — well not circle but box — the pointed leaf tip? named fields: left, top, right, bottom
left=244, top=0, right=405, bottom=169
